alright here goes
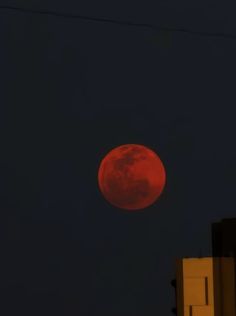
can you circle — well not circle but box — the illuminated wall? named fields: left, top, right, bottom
left=175, top=257, right=235, bottom=316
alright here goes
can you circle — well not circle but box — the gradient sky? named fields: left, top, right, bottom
left=1, top=1, right=236, bottom=315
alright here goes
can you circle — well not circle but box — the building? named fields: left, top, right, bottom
left=174, top=257, right=235, bottom=316
left=172, top=218, right=236, bottom=315
left=212, top=218, right=236, bottom=258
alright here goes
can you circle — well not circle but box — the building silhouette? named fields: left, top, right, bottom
left=173, top=218, right=236, bottom=316
left=212, top=218, right=236, bottom=257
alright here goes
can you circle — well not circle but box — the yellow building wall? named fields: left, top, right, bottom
left=175, top=257, right=235, bottom=316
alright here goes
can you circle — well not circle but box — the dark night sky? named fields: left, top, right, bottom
left=1, top=1, right=236, bottom=315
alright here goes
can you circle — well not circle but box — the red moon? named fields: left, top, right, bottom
left=98, top=144, right=166, bottom=210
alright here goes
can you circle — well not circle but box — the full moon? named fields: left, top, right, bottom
left=98, top=144, right=166, bottom=210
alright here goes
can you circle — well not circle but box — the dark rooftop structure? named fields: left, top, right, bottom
left=212, top=218, right=236, bottom=257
